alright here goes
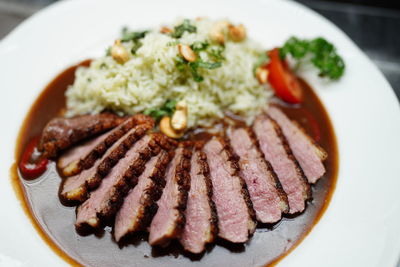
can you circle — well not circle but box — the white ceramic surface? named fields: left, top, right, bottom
left=1, top=0, right=400, bottom=266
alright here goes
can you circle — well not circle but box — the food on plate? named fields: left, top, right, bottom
left=15, top=18, right=342, bottom=265
left=179, top=148, right=218, bottom=253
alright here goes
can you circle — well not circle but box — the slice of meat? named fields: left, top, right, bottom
left=58, top=131, right=111, bottom=177
left=180, top=148, right=218, bottom=254
left=114, top=151, right=170, bottom=242
left=227, top=127, right=289, bottom=223
left=39, top=113, right=125, bottom=158
left=75, top=134, right=160, bottom=231
left=148, top=144, right=192, bottom=247
left=57, top=115, right=148, bottom=177
left=253, top=115, right=311, bottom=214
left=268, top=106, right=328, bottom=184
left=59, top=123, right=151, bottom=204
left=203, top=137, right=256, bottom=243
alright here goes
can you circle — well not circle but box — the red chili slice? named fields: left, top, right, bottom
left=19, top=136, right=48, bottom=180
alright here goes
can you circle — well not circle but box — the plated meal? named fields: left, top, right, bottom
left=14, top=18, right=343, bottom=266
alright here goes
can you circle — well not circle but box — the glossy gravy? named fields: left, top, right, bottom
left=12, top=61, right=338, bottom=267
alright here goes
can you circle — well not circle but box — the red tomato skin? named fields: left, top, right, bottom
left=267, top=48, right=303, bottom=104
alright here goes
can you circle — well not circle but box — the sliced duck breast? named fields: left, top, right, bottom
left=180, top=148, right=218, bottom=253
left=58, top=115, right=149, bottom=177
left=59, top=123, right=151, bottom=203
left=75, top=134, right=159, bottom=231
left=148, top=145, right=192, bottom=247
left=253, top=115, right=311, bottom=214
left=227, top=127, right=289, bottom=223
left=203, top=137, right=256, bottom=243
left=114, top=151, right=170, bottom=242
left=268, top=106, right=327, bottom=184
left=39, top=113, right=124, bottom=158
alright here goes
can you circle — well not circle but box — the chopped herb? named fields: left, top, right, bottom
left=118, top=27, right=148, bottom=56
left=190, top=41, right=209, bottom=52
left=280, top=36, right=345, bottom=80
left=188, top=62, right=204, bottom=82
left=167, top=41, right=179, bottom=46
left=175, top=56, right=187, bottom=72
left=105, top=47, right=111, bottom=56
left=171, top=19, right=196, bottom=38
left=188, top=59, right=222, bottom=82
left=143, top=99, right=177, bottom=121
left=100, top=63, right=107, bottom=69
left=121, top=28, right=148, bottom=43
left=209, top=45, right=225, bottom=61
left=174, top=40, right=223, bottom=82
left=131, top=41, right=143, bottom=55
left=196, top=61, right=222, bottom=69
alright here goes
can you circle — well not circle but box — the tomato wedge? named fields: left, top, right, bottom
left=19, top=136, right=48, bottom=180
left=266, top=48, right=303, bottom=104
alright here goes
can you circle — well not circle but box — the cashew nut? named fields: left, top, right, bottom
left=178, top=44, right=196, bottom=62
left=256, top=67, right=269, bottom=84
left=160, top=26, right=172, bottom=34
left=228, top=24, right=246, bottom=42
left=209, top=21, right=229, bottom=44
left=111, top=39, right=130, bottom=64
left=171, top=101, right=188, bottom=131
left=160, top=116, right=184, bottom=139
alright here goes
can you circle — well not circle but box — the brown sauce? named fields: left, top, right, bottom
left=12, top=61, right=338, bottom=267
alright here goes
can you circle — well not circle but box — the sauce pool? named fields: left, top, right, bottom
left=12, top=61, right=338, bottom=267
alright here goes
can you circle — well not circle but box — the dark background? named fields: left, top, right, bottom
left=0, top=0, right=399, bottom=101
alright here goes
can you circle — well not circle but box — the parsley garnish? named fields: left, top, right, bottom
left=175, top=56, right=222, bottom=82
left=280, top=36, right=345, bottom=80
left=171, top=19, right=196, bottom=38
left=190, top=41, right=209, bottom=52
left=121, top=28, right=148, bottom=43
left=175, top=56, right=187, bottom=72
left=119, top=27, right=148, bottom=55
left=174, top=40, right=223, bottom=82
left=143, top=100, right=177, bottom=121
left=105, top=47, right=111, bottom=56
left=167, top=41, right=179, bottom=47
left=130, top=42, right=143, bottom=55
left=209, top=45, right=225, bottom=61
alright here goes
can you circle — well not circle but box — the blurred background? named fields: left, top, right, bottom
left=0, top=0, right=399, bottom=100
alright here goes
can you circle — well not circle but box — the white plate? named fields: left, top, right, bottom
left=1, top=0, right=400, bottom=266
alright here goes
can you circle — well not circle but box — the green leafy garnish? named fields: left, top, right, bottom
left=175, top=56, right=187, bottom=72
left=190, top=41, right=209, bottom=52
left=130, top=42, right=143, bottom=55
left=171, top=19, right=196, bottom=38
left=105, top=47, right=111, bottom=56
left=174, top=39, right=223, bottom=82
left=188, top=62, right=204, bottom=82
left=143, top=100, right=177, bottom=121
left=167, top=41, right=180, bottom=47
left=119, top=27, right=148, bottom=55
left=121, top=28, right=148, bottom=43
left=195, top=61, right=222, bottom=69
left=189, top=60, right=222, bottom=82
left=209, top=45, right=225, bottom=61
left=176, top=56, right=222, bottom=82
left=280, top=36, right=345, bottom=80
